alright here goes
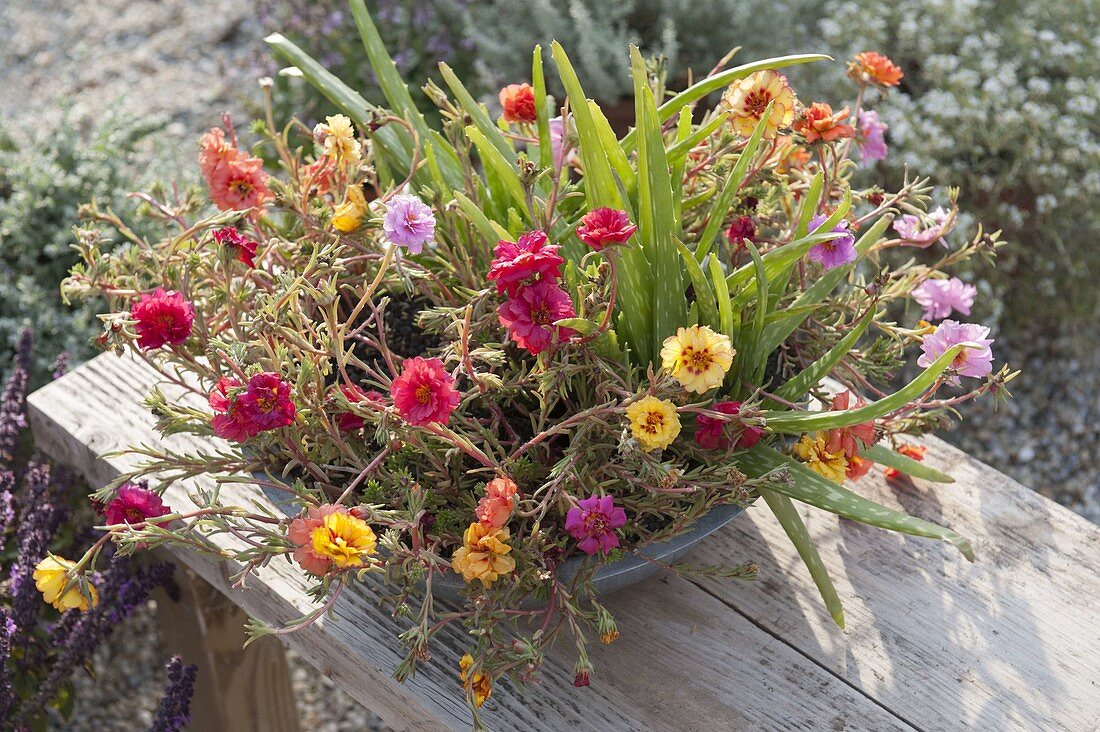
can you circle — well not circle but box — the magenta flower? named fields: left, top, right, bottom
left=390, top=356, right=460, bottom=426
left=211, top=226, right=259, bottom=267
left=694, top=401, right=763, bottom=451
left=576, top=208, right=637, bottom=250
left=497, top=281, right=576, bottom=354
left=131, top=289, right=194, bottom=351
left=382, top=194, right=436, bottom=253
left=486, top=230, right=564, bottom=297
left=857, top=110, right=888, bottom=163
left=105, top=483, right=172, bottom=527
left=917, top=319, right=994, bottom=385
left=894, top=206, right=949, bottom=247
left=806, top=214, right=857, bottom=270
left=565, top=495, right=627, bottom=555
left=911, top=277, right=977, bottom=320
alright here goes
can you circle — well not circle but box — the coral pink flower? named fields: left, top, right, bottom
left=476, top=477, right=519, bottom=529
left=694, top=401, right=763, bottom=451
left=846, top=453, right=873, bottom=480
left=199, top=125, right=272, bottom=216
left=390, top=357, right=461, bottom=426
left=576, top=208, right=637, bottom=250
left=565, top=495, right=627, bottom=555
left=209, top=372, right=297, bottom=442
left=499, top=83, right=537, bottom=124
left=335, top=384, right=384, bottom=432
left=794, top=103, right=856, bottom=143
left=911, top=277, right=976, bottom=321
left=212, top=226, right=259, bottom=267
left=300, top=157, right=336, bottom=196
left=486, top=230, right=564, bottom=297
left=104, top=483, right=172, bottom=527
left=497, top=281, right=576, bottom=355
left=918, top=320, right=995, bottom=385
left=823, top=391, right=876, bottom=459
left=131, top=288, right=194, bottom=350
left=288, top=504, right=358, bottom=576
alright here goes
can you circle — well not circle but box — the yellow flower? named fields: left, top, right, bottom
left=33, top=555, right=98, bottom=612
left=310, top=511, right=377, bottom=569
left=459, top=653, right=492, bottom=707
left=332, top=184, right=368, bottom=233
left=660, top=325, right=735, bottom=394
left=451, top=523, right=516, bottom=587
left=792, top=433, right=849, bottom=484
left=625, top=395, right=682, bottom=452
left=721, top=70, right=798, bottom=139
left=315, top=114, right=362, bottom=166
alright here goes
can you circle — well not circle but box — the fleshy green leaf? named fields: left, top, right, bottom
left=741, top=445, right=974, bottom=560
left=773, top=306, right=875, bottom=402
left=862, top=444, right=955, bottom=483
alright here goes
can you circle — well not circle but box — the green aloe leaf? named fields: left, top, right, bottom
left=760, top=489, right=845, bottom=627
left=439, top=62, right=515, bottom=161
left=621, top=53, right=831, bottom=152
left=532, top=45, right=553, bottom=170
left=465, top=126, right=528, bottom=218
left=761, top=343, right=969, bottom=432
left=453, top=192, right=511, bottom=242
left=676, top=239, right=719, bottom=330
left=861, top=444, right=955, bottom=483
left=667, top=112, right=728, bottom=167
left=740, top=445, right=974, bottom=560
left=773, top=307, right=875, bottom=403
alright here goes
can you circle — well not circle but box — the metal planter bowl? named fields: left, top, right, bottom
left=260, top=479, right=743, bottom=601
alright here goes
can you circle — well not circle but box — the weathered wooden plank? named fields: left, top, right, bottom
left=27, top=352, right=909, bottom=731
left=690, top=439, right=1100, bottom=731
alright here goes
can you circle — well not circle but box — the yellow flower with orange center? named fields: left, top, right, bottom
left=625, top=395, right=681, bottom=452
left=848, top=52, right=904, bottom=88
left=792, top=432, right=849, bottom=484
left=34, top=555, right=98, bottom=612
left=721, top=70, right=798, bottom=139
left=332, top=184, right=368, bottom=233
left=315, top=114, right=362, bottom=166
left=660, top=325, right=735, bottom=393
left=310, top=510, right=378, bottom=569
left=451, top=523, right=516, bottom=587
left=459, top=653, right=492, bottom=707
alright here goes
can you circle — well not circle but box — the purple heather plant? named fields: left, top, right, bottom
left=149, top=656, right=198, bottom=732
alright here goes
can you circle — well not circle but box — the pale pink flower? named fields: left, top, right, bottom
left=911, top=277, right=977, bottom=320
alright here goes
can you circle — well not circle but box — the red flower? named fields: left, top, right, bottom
left=497, top=281, right=576, bottom=355
left=104, top=483, right=172, bottom=527
left=576, top=208, right=637, bottom=250
left=211, top=226, right=259, bottom=267
left=885, top=443, right=928, bottom=480
left=846, top=454, right=873, bottom=481
left=131, top=288, right=194, bottom=351
left=823, top=391, right=876, bottom=458
left=209, top=372, right=297, bottom=442
left=335, top=384, right=384, bottom=432
left=694, top=401, right=764, bottom=451
left=499, top=83, right=537, bottom=124
left=390, top=357, right=461, bottom=426
left=794, top=103, right=856, bottom=143
left=725, top=216, right=756, bottom=248
left=486, top=230, right=563, bottom=297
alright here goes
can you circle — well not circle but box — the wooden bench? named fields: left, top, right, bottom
left=28, top=352, right=1100, bottom=731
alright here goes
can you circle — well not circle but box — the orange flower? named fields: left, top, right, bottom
left=459, top=654, right=492, bottom=707
left=849, top=52, right=904, bottom=88
left=475, top=476, right=519, bottom=529
left=774, top=135, right=811, bottom=173
left=199, top=126, right=273, bottom=216
left=499, top=83, right=537, bottom=124
left=846, top=454, right=873, bottom=481
left=451, top=523, right=515, bottom=587
left=794, top=103, right=856, bottom=143
left=884, top=443, right=929, bottom=480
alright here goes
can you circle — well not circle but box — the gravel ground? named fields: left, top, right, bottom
left=4, top=0, right=1097, bottom=729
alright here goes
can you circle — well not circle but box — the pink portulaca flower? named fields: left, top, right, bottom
left=209, top=372, right=297, bottom=442
left=894, top=206, right=949, bottom=247
left=198, top=126, right=273, bottom=216
left=486, top=231, right=564, bottom=297
left=857, top=110, right=889, bottom=163
left=131, top=288, right=195, bottom=351
left=694, top=401, right=763, bottom=451
left=549, top=116, right=566, bottom=168
left=287, top=504, right=361, bottom=576
left=576, top=208, right=637, bottom=251
left=382, top=194, right=436, bottom=254
left=497, top=281, right=576, bottom=355
left=806, top=214, right=857, bottom=270
left=911, top=277, right=977, bottom=321
left=104, top=483, right=172, bottom=527
left=390, top=356, right=461, bottom=426
left=212, top=226, right=259, bottom=267
left=917, top=320, right=995, bottom=385
left=565, top=495, right=628, bottom=555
